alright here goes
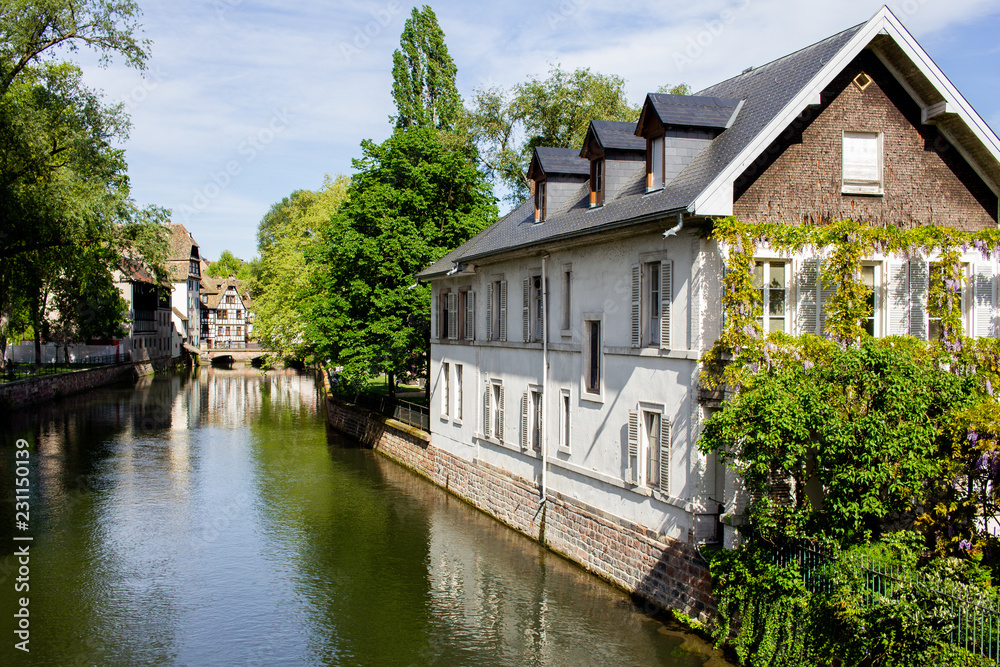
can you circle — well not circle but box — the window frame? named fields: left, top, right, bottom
left=842, top=131, right=884, bottom=196
left=534, top=179, right=547, bottom=222
left=558, top=388, right=571, bottom=454
left=441, top=361, right=450, bottom=420
left=582, top=314, right=604, bottom=402
left=647, top=134, right=664, bottom=191
left=560, top=264, right=572, bottom=336
left=455, top=363, right=463, bottom=422
left=753, top=259, right=791, bottom=334
left=590, top=158, right=605, bottom=207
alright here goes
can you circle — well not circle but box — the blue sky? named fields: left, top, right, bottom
left=74, top=0, right=1000, bottom=261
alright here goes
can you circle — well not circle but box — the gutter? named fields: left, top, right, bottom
left=541, top=253, right=549, bottom=502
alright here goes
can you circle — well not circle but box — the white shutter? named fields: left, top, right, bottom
left=888, top=261, right=909, bottom=336
left=538, top=279, right=544, bottom=341
left=627, top=410, right=639, bottom=484
left=498, top=386, right=505, bottom=443
left=447, top=292, right=458, bottom=340
left=499, top=281, right=508, bottom=342
left=485, top=283, right=493, bottom=341
left=659, top=416, right=671, bottom=494
left=630, top=265, right=641, bottom=348
left=520, top=392, right=529, bottom=450
left=522, top=278, right=531, bottom=342
left=483, top=377, right=491, bottom=439
left=909, top=260, right=928, bottom=340
left=797, top=259, right=819, bottom=335
left=975, top=264, right=995, bottom=338
left=660, top=260, right=672, bottom=350
left=818, top=262, right=837, bottom=336
left=466, top=291, right=475, bottom=341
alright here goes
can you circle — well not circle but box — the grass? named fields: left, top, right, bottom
left=363, top=374, right=427, bottom=404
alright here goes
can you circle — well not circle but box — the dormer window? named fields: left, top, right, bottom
left=590, top=158, right=605, bottom=207
left=534, top=179, right=547, bottom=222
left=647, top=135, right=664, bottom=191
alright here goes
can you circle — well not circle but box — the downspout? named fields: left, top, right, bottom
left=663, top=212, right=684, bottom=238
left=541, top=253, right=549, bottom=502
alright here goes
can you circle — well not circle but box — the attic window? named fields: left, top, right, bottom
left=647, top=135, right=664, bottom=191
left=853, top=72, right=872, bottom=92
left=842, top=131, right=883, bottom=195
left=534, top=179, right=547, bottom=222
left=590, top=158, right=605, bottom=207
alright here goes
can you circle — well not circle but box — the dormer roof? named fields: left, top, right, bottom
left=636, top=93, right=743, bottom=136
left=528, top=147, right=590, bottom=181
left=581, top=120, right=645, bottom=158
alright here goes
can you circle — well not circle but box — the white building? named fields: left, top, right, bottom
left=166, top=223, right=202, bottom=349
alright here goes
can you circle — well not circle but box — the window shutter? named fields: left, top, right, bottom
left=797, top=259, right=819, bottom=335
left=818, top=262, right=837, bottom=335
left=483, top=377, right=491, bottom=439
left=498, top=386, right=505, bottom=443
left=888, top=261, right=909, bottom=336
left=536, top=395, right=543, bottom=453
left=466, top=291, right=475, bottom=341
left=522, top=278, right=531, bottom=342
left=660, top=260, right=672, bottom=350
left=447, top=292, right=458, bottom=340
left=499, top=281, right=508, bottom=342
left=520, top=392, right=529, bottom=450
left=909, top=260, right=928, bottom=340
left=659, top=416, right=671, bottom=494
left=627, top=410, right=639, bottom=484
left=630, top=265, right=641, bottom=348
left=538, top=279, right=544, bottom=340
left=433, top=291, right=439, bottom=339
left=485, top=283, right=493, bottom=340
left=975, top=264, right=995, bottom=338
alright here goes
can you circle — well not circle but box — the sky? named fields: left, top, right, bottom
left=72, top=0, right=1000, bottom=262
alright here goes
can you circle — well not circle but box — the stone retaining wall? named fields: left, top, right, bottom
left=324, top=394, right=715, bottom=621
left=0, top=356, right=176, bottom=410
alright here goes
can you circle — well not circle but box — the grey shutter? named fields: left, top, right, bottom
left=466, top=291, right=475, bottom=341
left=485, top=283, right=493, bottom=341
left=630, top=265, right=641, bottom=348
left=522, top=278, right=531, bottom=342
left=659, top=416, right=671, bottom=494
left=433, top=291, right=439, bottom=339
left=888, top=261, right=909, bottom=336
left=499, top=281, right=508, bottom=342
left=538, top=279, right=544, bottom=341
left=975, top=264, right=995, bottom=338
left=447, top=292, right=458, bottom=340
left=660, top=260, right=672, bottom=350
left=627, top=409, right=639, bottom=484
left=498, top=386, right=505, bottom=443
left=520, top=392, right=529, bottom=450
left=818, top=262, right=837, bottom=335
left=797, top=258, right=819, bottom=335
left=483, top=377, right=491, bottom=439
left=909, top=260, right=928, bottom=340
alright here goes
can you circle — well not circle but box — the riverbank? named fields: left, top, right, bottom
left=320, top=374, right=717, bottom=626
left=0, top=355, right=180, bottom=410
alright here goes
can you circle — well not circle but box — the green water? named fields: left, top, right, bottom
left=0, top=368, right=721, bottom=666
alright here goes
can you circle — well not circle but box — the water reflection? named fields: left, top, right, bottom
left=0, top=368, right=721, bottom=666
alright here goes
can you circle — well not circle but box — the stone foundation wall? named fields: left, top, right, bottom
left=0, top=356, right=176, bottom=410
left=324, top=394, right=715, bottom=621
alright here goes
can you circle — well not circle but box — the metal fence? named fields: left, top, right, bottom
left=1, top=352, right=131, bottom=383
left=393, top=400, right=430, bottom=431
left=326, top=371, right=430, bottom=433
left=773, top=539, right=1000, bottom=661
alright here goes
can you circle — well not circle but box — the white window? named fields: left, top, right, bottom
left=648, top=135, right=664, bottom=191
left=928, top=262, right=970, bottom=342
left=484, top=377, right=505, bottom=442
left=631, top=260, right=672, bottom=348
left=627, top=406, right=671, bottom=493
left=486, top=279, right=507, bottom=341
left=861, top=262, right=882, bottom=337
left=887, top=260, right=928, bottom=339
left=558, top=389, right=571, bottom=453
left=522, top=275, right=545, bottom=342
left=455, top=364, right=463, bottom=421
left=584, top=319, right=602, bottom=397
left=753, top=260, right=789, bottom=334
left=535, top=180, right=547, bottom=222
left=842, top=131, right=883, bottom=195
left=561, top=265, right=572, bottom=334
left=520, top=388, right=543, bottom=453
left=441, top=362, right=450, bottom=419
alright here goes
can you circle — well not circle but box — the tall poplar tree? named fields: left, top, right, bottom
left=390, top=5, right=461, bottom=131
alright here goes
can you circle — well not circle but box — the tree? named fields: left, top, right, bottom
left=308, top=128, right=495, bottom=393
left=391, top=5, right=461, bottom=131
left=207, top=250, right=243, bottom=278
left=252, top=174, right=349, bottom=362
left=470, top=66, right=642, bottom=203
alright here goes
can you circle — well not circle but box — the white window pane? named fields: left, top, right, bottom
left=843, top=132, right=879, bottom=183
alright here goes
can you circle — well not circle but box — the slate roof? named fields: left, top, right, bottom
left=534, top=147, right=590, bottom=176
left=587, top=120, right=645, bottom=152
left=645, top=93, right=743, bottom=129
left=418, top=21, right=865, bottom=277
left=166, top=224, right=199, bottom=261
left=200, top=277, right=251, bottom=310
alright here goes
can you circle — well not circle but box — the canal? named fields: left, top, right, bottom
left=1, top=368, right=726, bottom=666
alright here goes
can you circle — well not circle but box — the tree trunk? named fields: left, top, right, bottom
left=33, top=328, right=41, bottom=366
left=388, top=370, right=395, bottom=399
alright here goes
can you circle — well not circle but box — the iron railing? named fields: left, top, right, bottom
left=394, top=399, right=430, bottom=431
left=1, top=352, right=132, bottom=383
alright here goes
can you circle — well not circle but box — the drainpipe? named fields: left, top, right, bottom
left=541, top=253, right=549, bottom=502
left=663, top=212, right=684, bottom=238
